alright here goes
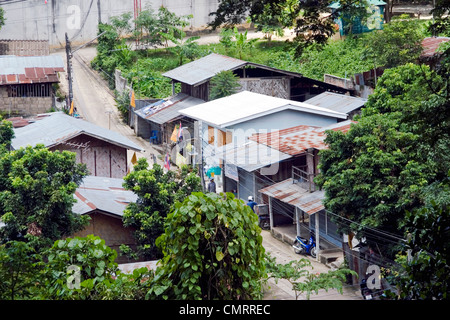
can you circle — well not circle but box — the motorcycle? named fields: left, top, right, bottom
left=292, top=231, right=317, bottom=258
left=360, top=279, right=373, bottom=300
left=258, top=214, right=270, bottom=230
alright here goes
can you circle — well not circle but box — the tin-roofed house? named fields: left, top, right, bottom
left=11, top=112, right=142, bottom=179
left=180, top=91, right=348, bottom=194
left=0, top=55, right=65, bottom=116
left=72, top=175, right=138, bottom=263
left=162, top=53, right=354, bottom=102
left=250, top=121, right=355, bottom=262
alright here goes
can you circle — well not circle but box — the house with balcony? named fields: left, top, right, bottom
left=179, top=90, right=348, bottom=193
left=251, top=121, right=355, bottom=252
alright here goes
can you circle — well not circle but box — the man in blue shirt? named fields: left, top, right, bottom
left=246, top=196, right=258, bottom=213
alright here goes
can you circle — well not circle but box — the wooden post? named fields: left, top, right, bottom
left=315, top=212, right=320, bottom=261
left=269, top=196, right=274, bottom=230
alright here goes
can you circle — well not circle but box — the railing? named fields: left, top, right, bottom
left=292, top=165, right=318, bottom=193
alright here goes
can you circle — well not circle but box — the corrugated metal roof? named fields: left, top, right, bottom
left=305, top=92, right=366, bottom=114
left=214, top=140, right=292, bottom=172
left=73, top=176, right=137, bottom=217
left=179, top=91, right=347, bottom=128
left=259, top=178, right=325, bottom=215
left=162, top=53, right=247, bottom=86
left=421, top=36, right=450, bottom=58
left=0, top=40, right=50, bottom=56
left=134, top=92, right=205, bottom=124
left=249, top=120, right=355, bottom=156
left=11, top=112, right=142, bottom=152
left=0, top=55, right=64, bottom=85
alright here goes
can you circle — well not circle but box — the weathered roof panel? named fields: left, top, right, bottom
left=259, top=178, right=325, bottom=215
left=249, top=120, right=355, bottom=155
left=0, top=55, right=64, bottom=85
left=214, top=140, right=292, bottom=172
left=73, top=176, right=138, bottom=217
left=134, top=93, right=205, bottom=124
left=162, top=53, right=247, bottom=86
left=305, top=92, right=366, bottom=114
left=11, top=112, right=142, bottom=152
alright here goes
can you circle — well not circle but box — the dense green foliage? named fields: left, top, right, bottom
left=209, top=70, right=242, bottom=100
left=316, top=59, right=450, bottom=264
left=150, top=192, right=267, bottom=300
left=122, top=159, right=202, bottom=260
left=0, top=145, right=89, bottom=250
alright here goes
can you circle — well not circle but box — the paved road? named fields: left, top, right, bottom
left=261, top=230, right=362, bottom=300
left=53, top=47, right=165, bottom=168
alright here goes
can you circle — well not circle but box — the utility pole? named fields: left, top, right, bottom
left=65, top=32, right=74, bottom=112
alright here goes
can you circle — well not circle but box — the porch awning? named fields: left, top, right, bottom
left=214, top=141, right=292, bottom=172
left=259, top=178, right=325, bottom=215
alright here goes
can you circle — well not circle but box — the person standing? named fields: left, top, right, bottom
left=208, top=178, right=216, bottom=193
left=246, top=196, right=258, bottom=213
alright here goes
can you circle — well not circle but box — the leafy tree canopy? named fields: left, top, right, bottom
left=0, top=145, right=89, bottom=249
left=149, top=192, right=266, bottom=300
left=209, top=0, right=371, bottom=55
left=122, top=159, right=202, bottom=260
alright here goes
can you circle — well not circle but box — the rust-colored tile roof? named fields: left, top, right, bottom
left=421, top=37, right=450, bottom=57
left=249, top=120, right=355, bottom=156
left=0, top=67, right=64, bottom=85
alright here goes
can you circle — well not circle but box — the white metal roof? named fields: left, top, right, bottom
left=179, top=91, right=347, bottom=128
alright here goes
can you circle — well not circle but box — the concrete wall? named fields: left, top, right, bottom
left=0, top=87, right=53, bottom=116
left=51, top=134, right=128, bottom=179
left=0, top=0, right=219, bottom=48
left=238, top=78, right=291, bottom=100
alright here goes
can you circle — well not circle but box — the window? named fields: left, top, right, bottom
left=7, top=83, right=52, bottom=98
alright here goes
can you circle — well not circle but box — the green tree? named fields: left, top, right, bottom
left=316, top=59, right=450, bottom=259
left=361, top=16, right=425, bottom=70
left=37, top=235, right=150, bottom=300
left=149, top=192, right=266, bottom=300
left=122, top=159, right=202, bottom=260
left=0, top=7, right=5, bottom=31
left=0, top=117, right=14, bottom=151
left=209, top=0, right=371, bottom=55
left=0, top=241, right=41, bottom=300
left=0, top=145, right=90, bottom=249
left=209, top=70, right=241, bottom=100
left=389, top=178, right=450, bottom=300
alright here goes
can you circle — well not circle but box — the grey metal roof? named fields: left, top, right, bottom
left=214, top=140, right=292, bottom=172
left=162, top=53, right=247, bottom=86
left=134, top=92, right=205, bottom=124
left=305, top=92, right=366, bottom=114
left=0, top=55, right=64, bottom=75
left=11, top=112, right=142, bottom=152
left=73, top=176, right=137, bottom=217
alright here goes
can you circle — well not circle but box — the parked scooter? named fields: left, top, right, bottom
left=360, top=279, right=374, bottom=300
left=292, top=231, right=317, bottom=258
left=258, top=214, right=270, bottom=230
